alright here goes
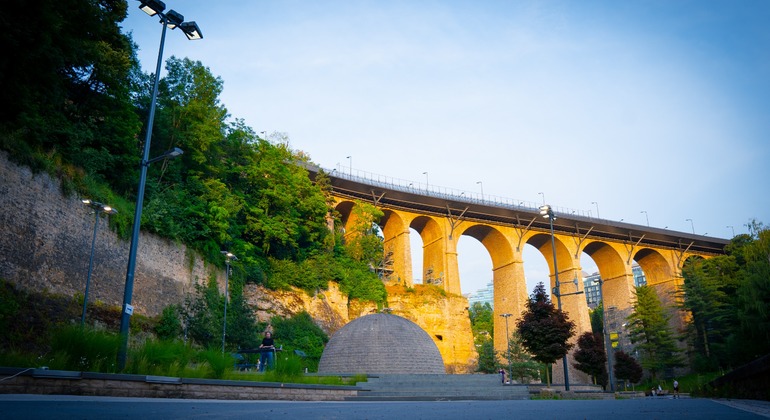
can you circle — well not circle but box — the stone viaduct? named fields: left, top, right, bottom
left=307, top=165, right=729, bottom=383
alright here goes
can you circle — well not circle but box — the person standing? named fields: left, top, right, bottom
left=673, top=379, right=680, bottom=398
left=259, top=331, right=276, bottom=372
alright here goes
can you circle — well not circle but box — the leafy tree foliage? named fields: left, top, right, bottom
left=573, top=332, right=608, bottom=388
left=734, top=223, right=770, bottom=361
left=613, top=350, right=643, bottom=386
left=516, top=282, right=576, bottom=386
left=627, top=285, right=684, bottom=380
left=590, top=303, right=604, bottom=336
left=183, top=276, right=259, bottom=351
left=0, top=0, right=141, bottom=192
left=468, top=302, right=497, bottom=373
left=469, top=302, right=494, bottom=338
left=679, top=221, right=770, bottom=370
left=155, top=305, right=183, bottom=341
left=270, top=312, right=329, bottom=372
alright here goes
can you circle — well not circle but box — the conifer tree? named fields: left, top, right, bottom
left=626, top=285, right=684, bottom=380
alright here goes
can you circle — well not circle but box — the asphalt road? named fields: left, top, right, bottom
left=1, top=394, right=768, bottom=420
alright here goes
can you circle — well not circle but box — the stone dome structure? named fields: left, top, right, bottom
left=318, top=313, right=445, bottom=374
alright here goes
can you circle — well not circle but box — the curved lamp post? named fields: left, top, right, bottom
left=118, top=0, right=201, bottom=370
left=221, top=251, right=237, bottom=354
left=80, top=200, right=117, bottom=326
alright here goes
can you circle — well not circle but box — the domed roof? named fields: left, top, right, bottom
left=318, top=313, right=445, bottom=374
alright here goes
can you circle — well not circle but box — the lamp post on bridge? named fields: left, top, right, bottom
left=118, top=0, right=201, bottom=370
left=686, top=218, right=695, bottom=234
left=476, top=181, right=484, bottom=201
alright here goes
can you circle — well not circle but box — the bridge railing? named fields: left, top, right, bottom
left=327, top=165, right=594, bottom=218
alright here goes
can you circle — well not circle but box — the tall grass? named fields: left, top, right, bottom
left=50, top=325, right=120, bottom=372
left=127, top=339, right=195, bottom=376
left=197, top=349, right=235, bottom=379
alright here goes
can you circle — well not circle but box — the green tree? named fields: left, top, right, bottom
left=680, top=253, right=740, bottom=371
left=573, top=332, right=608, bottom=388
left=469, top=302, right=497, bottom=373
left=505, top=331, right=541, bottom=383
left=183, top=275, right=258, bottom=351
left=0, top=0, right=141, bottom=192
left=590, top=303, right=604, bottom=336
left=155, top=305, right=182, bottom=341
left=468, top=302, right=494, bottom=338
left=516, top=282, right=576, bottom=386
left=613, top=350, right=643, bottom=388
left=270, top=312, right=329, bottom=372
left=475, top=337, right=498, bottom=373
left=626, top=285, right=684, bottom=380
left=734, top=223, right=770, bottom=362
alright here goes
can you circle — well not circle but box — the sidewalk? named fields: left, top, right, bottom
left=712, top=399, right=770, bottom=418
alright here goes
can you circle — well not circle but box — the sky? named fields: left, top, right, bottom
left=122, top=0, right=770, bottom=296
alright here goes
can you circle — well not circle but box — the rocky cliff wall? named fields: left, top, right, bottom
left=0, top=152, right=476, bottom=371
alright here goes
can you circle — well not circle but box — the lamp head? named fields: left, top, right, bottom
left=167, top=147, right=184, bottom=158
left=180, top=21, right=203, bottom=40
left=139, top=0, right=166, bottom=16
left=165, top=10, right=184, bottom=29
left=539, top=204, right=553, bottom=219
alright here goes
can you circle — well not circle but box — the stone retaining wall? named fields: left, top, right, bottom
left=0, top=368, right=358, bottom=401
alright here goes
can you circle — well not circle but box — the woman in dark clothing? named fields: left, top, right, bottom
left=259, top=331, right=275, bottom=372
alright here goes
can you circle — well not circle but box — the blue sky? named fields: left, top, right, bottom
left=122, top=1, right=770, bottom=295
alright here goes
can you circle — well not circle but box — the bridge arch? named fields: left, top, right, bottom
left=524, top=232, right=592, bottom=385
left=411, top=215, right=448, bottom=290
left=380, top=209, right=412, bottom=286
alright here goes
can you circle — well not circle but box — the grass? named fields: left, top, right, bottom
left=0, top=327, right=362, bottom=386
left=637, top=371, right=721, bottom=396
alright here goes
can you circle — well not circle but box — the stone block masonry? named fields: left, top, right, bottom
left=0, top=151, right=214, bottom=317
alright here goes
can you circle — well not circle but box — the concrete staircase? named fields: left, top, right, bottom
left=347, top=374, right=531, bottom=401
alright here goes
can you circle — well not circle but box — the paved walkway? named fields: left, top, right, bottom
left=1, top=395, right=769, bottom=419
left=712, top=399, right=770, bottom=418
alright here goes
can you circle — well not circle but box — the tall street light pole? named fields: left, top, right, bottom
left=641, top=211, right=649, bottom=227
left=423, top=172, right=429, bottom=190
left=591, top=201, right=600, bottom=219
left=599, top=279, right=615, bottom=392
left=118, top=0, right=202, bottom=370
left=500, top=313, right=513, bottom=383
left=540, top=204, right=583, bottom=391
left=686, top=218, right=695, bottom=234
left=476, top=181, right=484, bottom=201
left=221, top=251, right=237, bottom=354
left=81, top=200, right=117, bottom=326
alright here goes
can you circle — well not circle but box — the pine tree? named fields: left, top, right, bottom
left=505, top=331, right=541, bottom=383
left=626, top=285, right=684, bottom=380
